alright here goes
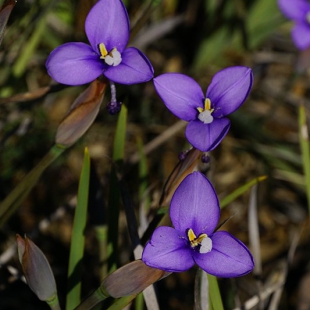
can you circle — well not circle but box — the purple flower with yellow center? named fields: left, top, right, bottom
left=142, top=172, right=254, bottom=277
left=153, top=66, right=253, bottom=152
left=278, top=0, right=310, bottom=50
left=46, top=0, right=154, bottom=86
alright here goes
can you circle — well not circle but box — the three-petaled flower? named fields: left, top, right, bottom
left=153, top=66, right=253, bottom=152
left=142, top=172, right=254, bottom=277
left=278, top=0, right=310, bottom=50
left=46, top=0, right=154, bottom=86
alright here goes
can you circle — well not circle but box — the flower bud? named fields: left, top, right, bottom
left=16, top=235, right=57, bottom=302
left=101, top=260, right=168, bottom=298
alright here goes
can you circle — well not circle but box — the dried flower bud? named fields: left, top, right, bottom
left=101, top=260, right=168, bottom=298
left=55, top=79, right=107, bottom=147
left=16, top=235, right=57, bottom=302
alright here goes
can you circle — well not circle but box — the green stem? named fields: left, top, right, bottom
left=107, top=295, right=137, bottom=310
left=74, top=287, right=109, bottom=310
left=46, top=295, right=62, bottom=310
left=66, top=148, right=90, bottom=310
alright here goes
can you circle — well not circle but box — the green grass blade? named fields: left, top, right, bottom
left=113, top=104, right=127, bottom=162
left=107, top=105, right=128, bottom=272
left=220, top=175, right=267, bottom=209
left=0, top=144, right=65, bottom=227
left=66, top=148, right=90, bottom=310
left=13, top=14, right=47, bottom=77
left=298, top=105, right=310, bottom=213
left=207, top=273, right=224, bottom=310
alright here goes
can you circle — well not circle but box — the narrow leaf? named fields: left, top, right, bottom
left=66, top=148, right=90, bottom=310
left=0, top=145, right=64, bottom=227
left=208, top=273, right=224, bottom=310
left=220, top=175, right=267, bottom=209
left=107, top=104, right=127, bottom=272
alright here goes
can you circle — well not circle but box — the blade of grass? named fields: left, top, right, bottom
left=107, top=104, right=127, bottom=273
left=0, top=144, right=65, bottom=227
left=207, top=273, right=224, bottom=310
left=113, top=104, right=127, bottom=163
left=220, top=175, right=267, bottom=209
left=298, top=105, right=310, bottom=213
left=66, top=148, right=90, bottom=310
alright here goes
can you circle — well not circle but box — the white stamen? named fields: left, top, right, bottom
left=199, top=237, right=212, bottom=253
left=105, top=49, right=122, bottom=66
left=198, top=110, right=214, bottom=124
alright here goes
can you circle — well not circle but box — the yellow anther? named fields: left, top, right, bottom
left=204, top=98, right=212, bottom=111
left=187, top=228, right=207, bottom=248
left=197, top=98, right=214, bottom=114
left=99, top=43, right=108, bottom=59
left=187, top=228, right=197, bottom=242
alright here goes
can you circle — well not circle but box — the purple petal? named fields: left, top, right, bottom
left=186, top=118, right=230, bottom=152
left=292, top=23, right=310, bottom=50
left=153, top=73, right=204, bottom=121
left=194, top=231, right=254, bottom=277
left=206, top=66, right=253, bottom=118
left=85, top=0, right=129, bottom=53
left=170, top=171, right=220, bottom=235
left=103, top=47, right=154, bottom=84
left=278, top=0, right=310, bottom=22
left=142, top=226, right=194, bottom=272
left=46, top=42, right=104, bottom=86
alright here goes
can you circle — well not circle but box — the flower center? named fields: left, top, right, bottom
left=197, top=98, right=214, bottom=124
left=99, top=43, right=122, bottom=66
left=187, top=228, right=212, bottom=254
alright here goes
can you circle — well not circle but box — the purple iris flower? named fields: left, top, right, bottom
left=142, top=172, right=254, bottom=277
left=153, top=67, right=253, bottom=152
left=46, top=0, right=154, bottom=86
left=278, top=0, right=310, bottom=50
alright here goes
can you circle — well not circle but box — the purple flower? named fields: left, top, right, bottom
left=46, top=0, right=154, bottom=86
left=278, top=0, right=310, bottom=50
left=153, top=67, right=253, bottom=152
left=142, top=172, right=254, bottom=277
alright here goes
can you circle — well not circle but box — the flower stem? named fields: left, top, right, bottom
left=74, top=287, right=109, bottom=310
left=46, top=295, right=61, bottom=310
